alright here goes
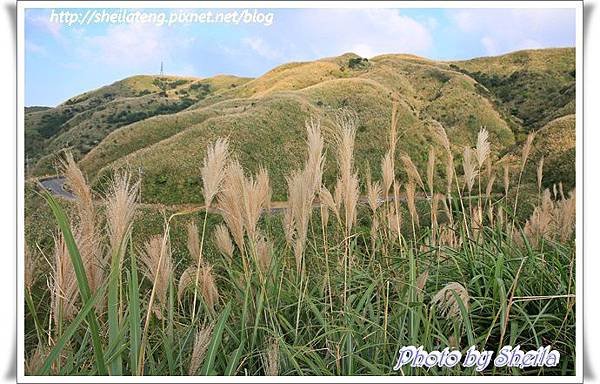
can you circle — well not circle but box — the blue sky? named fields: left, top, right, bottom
left=25, top=7, right=576, bottom=106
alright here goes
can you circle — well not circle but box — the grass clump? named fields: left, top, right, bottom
left=24, top=107, right=576, bottom=377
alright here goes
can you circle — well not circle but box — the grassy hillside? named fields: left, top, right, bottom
left=26, top=74, right=251, bottom=175
left=85, top=53, right=519, bottom=204
left=29, top=48, right=575, bottom=205
left=450, top=48, right=575, bottom=136
left=526, top=114, right=576, bottom=189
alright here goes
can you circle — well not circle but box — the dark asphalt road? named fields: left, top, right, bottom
left=39, top=177, right=76, bottom=200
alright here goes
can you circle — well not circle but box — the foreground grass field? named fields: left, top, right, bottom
left=24, top=108, right=576, bottom=376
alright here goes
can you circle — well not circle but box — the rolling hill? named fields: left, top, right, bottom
left=26, top=48, right=576, bottom=204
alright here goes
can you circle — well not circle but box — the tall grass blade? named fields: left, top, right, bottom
left=36, top=284, right=106, bottom=375
left=42, top=191, right=108, bottom=375
left=199, top=302, right=232, bottom=375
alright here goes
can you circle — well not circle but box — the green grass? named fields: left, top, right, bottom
left=24, top=195, right=576, bottom=376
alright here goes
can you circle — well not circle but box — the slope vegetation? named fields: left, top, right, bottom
left=28, top=49, right=575, bottom=204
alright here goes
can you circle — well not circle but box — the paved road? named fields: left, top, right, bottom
left=38, top=176, right=473, bottom=216
left=39, top=177, right=76, bottom=200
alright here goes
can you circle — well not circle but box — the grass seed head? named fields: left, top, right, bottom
left=188, top=322, right=215, bottom=375
left=475, top=128, right=491, bottom=168
left=432, top=282, right=470, bottom=320
left=201, top=137, right=230, bottom=207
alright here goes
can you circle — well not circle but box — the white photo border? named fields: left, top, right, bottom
left=16, top=1, right=584, bottom=383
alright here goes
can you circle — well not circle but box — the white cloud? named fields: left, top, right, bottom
left=449, top=9, right=575, bottom=55
left=81, top=23, right=195, bottom=69
left=480, top=36, right=498, bottom=55
left=295, top=9, right=433, bottom=58
left=26, top=12, right=62, bottom=40
left=427, top=17, right=439, bottom=30
left=242, top=37, right=282, bottom=60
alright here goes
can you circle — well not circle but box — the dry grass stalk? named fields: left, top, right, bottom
left=366, top=173, right=382, bottom=250
left=431, top=282, right=470, bottom=320
left=445, top=152, right=455, bottom=197
left=178, top=262, right=219, bottom=310
left=51, top=233, right=78, bottom=324
left=61, top=153, right=104, bottom=296
left=389, top=101, right=399, bottom=156
left=386, top=204, right=402, bottom=242
left=305, top=117, right=325, bottom=190
left=557, top=189, right=576, bottom=241
left=213, top=224, right=234, bottom=262
left=366, top=171, right=382, bottom=214
left=440, top=196, right=453, bottom=226
left=332, top=110, right=360, bottom=234
left=503, top=163, right=510, bottom=197
left=106, top=173, right=138, bottom=251
left=263, top=338, right=280, bottom=376
left=188, top=322, right=215, bottom=375
left=406, top=182, right=420, bottom=229
left=381, top=150, right=395, bottom=199
left=427, top=147, right=436, bottom=196
left=431, top=193, right=443, bottom=235
left=285, top=119, right=325, bottom=273
left=475, top=128, right=491, bottom=168
left=201, top=138, right=230, bottom=207
left=187, top=222, right=201, bottom=264
left=462, top=147, right=478, bottom=194
left=401, top=154, right=425, bottom=192
left=518, top=188, right=576, bottom=247
left=286, top=171, right=316, bottom=271
left=497, top=205, right=505, bottom=229
left=342, top=173, right=361, bottom=232
left=537, top=156, right=545, bottom=193
left=370, top=215, right=380, bottom=250
left=333, top=178, right=343, bottom=213
left=471, top=206, right=483, bottom=240
left=25, top=343, right=49, bottom=375
left=485, top=157, right=493, bottom=180
left=241, top=167, right=271, bottom=241
left=255, top=234, right=273, bottom=274
left=140, top=235, right=172, bottom=319
left=217, top=161, right=247, bottom=253
left=430, top=121, right=451, bottom=152
left=521, top=132, right=536, bottom=169
left=416, top=270, right=429, bottom=300
left=61, top=153, right=94, bottom=224
left=429, top=122, right=455, bottom=196
left=319, top=186, right=337, bottom=236
left=25, top=245, right=35, bottom=291
left=285, top=171, right=309, bottom=271
left=559, top=182, right=565, bottom=200
left=485, top=175, right=496, bottom=201
left=105, top=173, right=139, bottom=315
left=198, top=263, right=219, bottom=310
left=438, top=224, right=458, bottom=247
left=179, top=224, right=220, bottom=308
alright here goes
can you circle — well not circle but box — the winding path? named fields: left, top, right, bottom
left=37, top=176, right=469, bottom=216
left=38, top=177, right=76, bottom=200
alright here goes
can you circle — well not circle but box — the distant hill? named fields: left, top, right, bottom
left=26, top=48, right=576, bottom=204
left=25, top=106, right=52, bottom=114
left=26, top=74, right=251, bottom=173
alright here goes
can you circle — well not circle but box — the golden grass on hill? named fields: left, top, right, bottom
left=24, top=71, right=577, bottom=376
